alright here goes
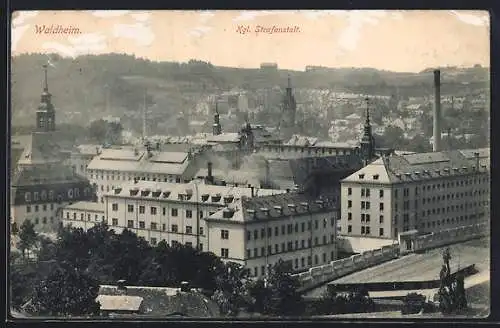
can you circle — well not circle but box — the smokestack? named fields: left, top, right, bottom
left=207, top=162, right=213, bottom=184
left=433, top=69, right=442, bottom=152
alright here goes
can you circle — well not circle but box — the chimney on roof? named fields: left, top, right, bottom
left=474, top=152, right=480, bottom=171
left=180, top=281, right=190, bottom=292
left=207, top=162, right=213, bottom=184
left=433, top=69, right=442, bottom=152
left=117, top=280, right=127, bottom=295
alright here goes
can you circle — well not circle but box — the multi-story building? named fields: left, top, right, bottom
left=62, top=181, right=339, bottom=277
left=206, top=192, right=339, bottom=278
left=62, top=180, right=286, bottom=252
left=86, top=146, right=202, bottom=203
left=340, top=148, right=490, bottom=241
left=10, top=65, right=94, bottom=233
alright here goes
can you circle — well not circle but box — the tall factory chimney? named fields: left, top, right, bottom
left=433, top=69, right=442, bottom=152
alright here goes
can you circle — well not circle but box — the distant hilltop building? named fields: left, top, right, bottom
left=10, top=65, right=94, bottom=233
left=260, top=62, right=278, bottom=70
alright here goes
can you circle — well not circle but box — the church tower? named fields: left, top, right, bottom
left=360, top=97, right=375, bottom=164
left=282, top=74, right=297, bottom=128
left=212, top=101, right=222, bottom=135
left=36, top=64, right=56, bottom=132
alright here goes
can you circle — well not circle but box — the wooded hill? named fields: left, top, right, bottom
left=11, top=53, right=489, bottom=127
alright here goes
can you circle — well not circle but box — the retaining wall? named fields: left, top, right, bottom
left=412, top=223, right=489, bottom=253
left=294, top=244, right=400, bottom=292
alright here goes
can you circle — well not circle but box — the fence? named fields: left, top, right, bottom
left=294, top=244, right=400, bottom=292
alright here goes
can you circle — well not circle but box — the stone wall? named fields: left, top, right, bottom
left=294, top=244, right=400, bottom=292
left=411, top=223, right=488, bottom=253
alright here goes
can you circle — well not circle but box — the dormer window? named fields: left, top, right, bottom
left=48, top=190, right=54, bottom=200
left=25, top=192, right=31, bottom=202
left=41, top=190, right=47, bottom=200
left=34, top=192, right=39, bottom=201
left=358, top=174, right=365, bottom=179
left=373, top=174, right=379, bottom=180
left=201, top=194, right=209, bottom=202
left=67, top=189, right=74, bottom=199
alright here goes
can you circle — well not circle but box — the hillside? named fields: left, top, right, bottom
left=11, top=53, right=490, bottom=128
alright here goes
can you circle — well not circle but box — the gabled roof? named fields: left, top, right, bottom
left=12, top=162, right=89, bottom=186
left=17, top=132, right=64, bottom=166
left=342, top=148, right=490, bottom=184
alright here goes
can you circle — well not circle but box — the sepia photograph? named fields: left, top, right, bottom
left=9, top=9, right=490, bottom=319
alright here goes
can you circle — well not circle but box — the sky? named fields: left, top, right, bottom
left=11, top=10, right=490, bottom=72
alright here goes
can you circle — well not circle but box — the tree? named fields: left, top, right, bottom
left=211, top=262, right=251, bottom=316
left=437, top=248, right=468, bottom=314
left=31, top=263, right=101, bottom=317
left=18, top=220, right=37, bottom=260
left=247, top=278, right=272, bottom=314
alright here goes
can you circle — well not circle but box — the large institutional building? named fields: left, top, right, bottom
left=10, top=65, right=94, bottom=233
left=62, top=180, right=339, bottom=277
left=339, top=148, right=490, bottom=240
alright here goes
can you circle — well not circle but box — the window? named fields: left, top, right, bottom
left=247, top=231, right=251, bottom=240
left=42, top=217, right=47, bottom=224
left=348, top=225, right=352, bottom=233
left=379, top=215, right=384, bottom=223
left=80, top=213, right=84, bottom=220
left=247, top=249, right=252, bottom=258
left=366, top=189, right=370, bottom=197
left=128, top=204, right=134, bottom=213
left=348, top=200, right=352, bottom=208
left=348, top=187, right=352, bottom=195
left=50, top=204, right=54, bottom=210
left=186, top=210, right=193, bottom=218
left=25, top=192, right=31, bottom=202
left=139, top=206, right=145, bottom=214
left=171, top=208, right=178, bottom=217
left=172, top=224, right=178, bottom=232
left=366, top=202, right=371, bottom=210
left=199, top=227, right=204, bottom=235
left=301, top=222, right=305, bottom=232
left=254, top=248, right=258, bottom=257
left=87, top=214, right=91, bottom=221
left=73, top=212, right=76, bottom=219
left=34, top=192, right=39, bottom=201
left=151, top=207, right=157, bottom=215
left=95, top=214, right=99, bottom=221
left=366, top=227, right=371, bottom=235
left=261, top=247, right=266, bottom=256
left=221, top=229, right=229, bottom=239
left=379, top=228, right=384, bottom=236
left=35, top=218, right=39, bottom=224
left=361, top=201, right=365, bottom=209
left=261, top=228, right=266, bottom=238
left=150, top=238, right=157, bottom=246
left=163, top=207, right=166, bottom=215
left=150, top=222, right=158, bottom=230
left=162, top=224, right=166, bottom=231
left=361, top=226, right=365, bottom=234
left=186, top=226, right=193, bottom=234
left=42, top=204, right=47, bottom=211
left=348, top=212, right=352, bottom=220
left=35, top=205, right=39, bottom=212
left=27, top=206, right=31, bottom=213
left=127, top=220, right=134, bottom=228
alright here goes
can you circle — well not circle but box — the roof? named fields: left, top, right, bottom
left=87, top=149, right=192, bottom=175
left=106, top=180, right=285, bottom=205
left=195, top=168, right=262, bottom=187
left=98, top=285, right=220, bottom=317
left=17, top=132, right=64, bottom=166
left=207, top=192, right=338, bottom=223
left=96, top=295, right=143, bottom=312
left=205, top=133, right=241, bottom=143
left=63, top=201, right=105, bottom=213
left=342, top=148, right=490, bottom=184
left=11, top=162, right=89, bottom=186
left=75, top=144, right=103, bottom=156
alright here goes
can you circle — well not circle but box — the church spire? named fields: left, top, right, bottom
left=43, top=64, right=49, bottom=93
left=360, top=97, right=375, bottom=164
left=36, top=64, right=56, bottom=132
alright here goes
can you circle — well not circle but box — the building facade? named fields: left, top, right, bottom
left=62, top=180, right=285, bottom=252
left=206, top=193, right=339, bottom=278
left=339, top=148, right=490, bottom=240
left=62, top=181, right=339, bottom=278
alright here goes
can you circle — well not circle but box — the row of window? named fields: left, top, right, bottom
left=251, top=251, right=336, bottom=277
left=114, top=204, right=210, bottom=219
left=346, top=212, right=386, bottom=223
left=90, top=171, right=181, bottom=184
left=26, top=203, right=55, bottom=213
left=347, top=188, right=384, bottom=198
left=24, top=188, right=90, bottom=202
left=343, top=225, right=384, bottom=236
left=66, top=212, right=106, bottom=222
left=246, top=218, right=334, bottom=241
left=247, top=235, right=335, bottom=258
left=393, top=178, right=489, bottom=198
